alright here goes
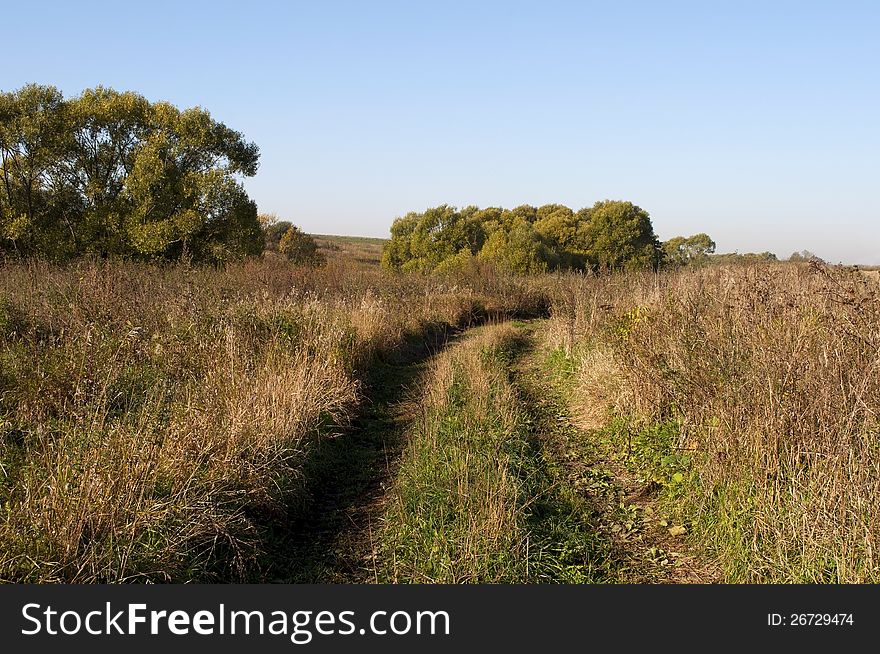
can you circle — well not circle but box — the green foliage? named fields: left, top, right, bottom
left=478, top=217, right=551, bottom=274
left=259, top=214, right=322, bottom=265
left=381, top=200, right=662, bottom=274
left=534, top=204, right=590, bottom=268
left=662, top=233, right=716, bottom=267
left=603, top=417, right=691, bottom=492
left=0, top=85, right=71, bottom=259
left=0, top=84, right=261, bottom=262
left=278, top=225, right=323, bottom=265
left=260, top=215, right=293, bottom=251
left=380, top=205, right=486, bottom=273
left=584, top=200, right=661, bottom=271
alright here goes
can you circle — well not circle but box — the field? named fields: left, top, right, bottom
left=1, top=243, right=877, bottom=583
left=311, top=235, right=387, bottom=269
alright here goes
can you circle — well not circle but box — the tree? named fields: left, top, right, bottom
left=260, top=214, right=294, bottom=252
left=0, top=84, right=71, bottom=258
left=258, top=213, right=322, bottom=264
left=115, top=99, right=261, bottom=261
left=409, top=205, right=468, bottom=270
left=0, top=84, right=262, bottom=262
left=57, top=87, right=154, bottom=256
left=381, top=205, right=487, bottom=273
left=710, top=251, right=778, bottom=265
left=662, top=233, right=716, bottom=267
left=478, top=216, right=552, bottom=274
left=583, top=200, right=661, bottom=270
left=534, top=204, right=589, bottom=269
left=381, top=212, right=418, bottom=271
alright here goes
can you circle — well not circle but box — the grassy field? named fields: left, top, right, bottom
left=545, top=262, right=880, bottom=582
left=1, top=247, right=877, bottom=583
left=0, top=255, right=544, bottom=581
left=311, top=234, right=387, bottom=269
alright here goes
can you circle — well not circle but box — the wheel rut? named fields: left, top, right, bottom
left=258, top=327, right=465, bottom=583
left=261, top=319, right=717, bottom=583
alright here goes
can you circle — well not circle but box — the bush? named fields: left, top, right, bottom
left=278, top=226, right=323, bottom=265
left=381, top=201, right=661, bottom=274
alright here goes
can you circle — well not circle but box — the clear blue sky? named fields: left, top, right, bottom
left=5, top=0, right=879, bottom=262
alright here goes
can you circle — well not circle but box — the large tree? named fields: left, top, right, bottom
left=0, top=85, right=70, bottom=258
left=582, top=200, right=661, bottom=270
left=534, top=203, right=590, bottom=269
left=0, top=84, right=262, bottom=262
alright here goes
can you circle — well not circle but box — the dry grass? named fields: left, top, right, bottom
left=549, top=262, right=880, bottom=582
left=0, top=257, right=545, bottom=582
left=311, top=235, right=386, bottom=270
left=8, top=250, right=866, bottom=584
left=565, top=345, right=626, bottom=431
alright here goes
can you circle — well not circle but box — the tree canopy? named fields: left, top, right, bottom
left=381, top=200, right=662, bottom=274
left=662, top=233, right=716, bottom=267
left=0, top=84, right=262, bottom=262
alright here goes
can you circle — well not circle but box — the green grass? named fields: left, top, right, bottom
left=378, top=324, right=616, bottom=583
left=538, top=343, right=711, bottom=579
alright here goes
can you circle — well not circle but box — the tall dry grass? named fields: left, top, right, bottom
left=548, top=263, right=880, bottom=582
left=0, top=257, right=546, bottom=582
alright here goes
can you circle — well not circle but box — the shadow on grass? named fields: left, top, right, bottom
left=501, top=327, right=623, bottom=583
left=250, top=320, right=476, bottom=583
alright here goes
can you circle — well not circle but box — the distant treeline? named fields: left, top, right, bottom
left=710, top=251, right=778, bottom=265
left=0, top=84, right=262, bottom=262
left=381, top=201, right=718, bottom=273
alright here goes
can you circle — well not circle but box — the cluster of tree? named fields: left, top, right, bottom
left=381, top=200, right=664, bottom=274
left=260, top=214, right=323, bottom=264
left=0, top=84, right=263, bottom=262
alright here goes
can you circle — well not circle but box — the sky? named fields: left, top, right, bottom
left=4, top=0, right=879, bottom=263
